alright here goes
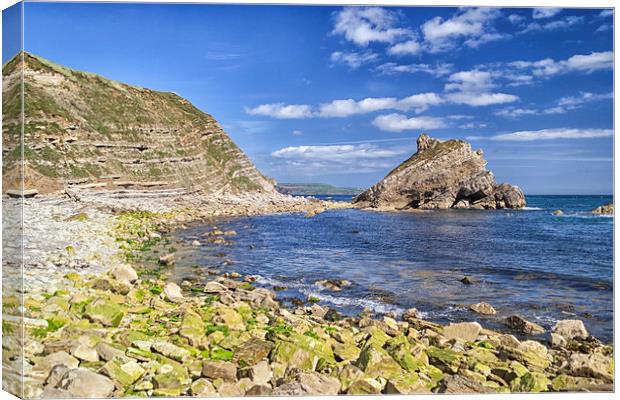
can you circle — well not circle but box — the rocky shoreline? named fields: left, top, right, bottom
left=2, top=192, right=614, bottom=398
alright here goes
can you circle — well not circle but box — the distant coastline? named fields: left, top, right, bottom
left=276, top=182, right=363, bottom=196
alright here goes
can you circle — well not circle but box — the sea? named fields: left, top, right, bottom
left=171, top=195, right=614, bottom=342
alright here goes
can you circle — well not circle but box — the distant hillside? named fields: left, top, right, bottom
left=2, top=52, right=275, bottom=195
left=276, top=183, right=362, bottom=196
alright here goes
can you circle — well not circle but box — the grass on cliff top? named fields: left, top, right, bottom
left=386, top=139, right=467, bottom=179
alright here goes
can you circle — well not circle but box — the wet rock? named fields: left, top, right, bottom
left=442, top=322, right=482, bottom=342
left=460, top=276, right=473, bottom=285
left=552, top=209, right=564, bottom=216
left=310, top=304, right=328, bottom=318
left=402, top=308, right=419, bottom=321
left=504, top=315, right=545, bottom=335
left=163, top=282, right=183, bottom=303
left=56, top=368, right=115, bottom=398
left=202, top=360, right=237, bottom=382
left=191, top=240, right=201, bottom=246
left=315, top=279, right=352, bottom=292
left=469, top=302, right=496, bottom=315
left=592, top=203, right=613, bottom=215
left=159, top=253, right=175, bottom=266
left=552, top=319, right=588, bottom=341
left=111, top=264, right=138, bottom=285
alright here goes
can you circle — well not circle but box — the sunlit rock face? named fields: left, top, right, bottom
left=354, top=134, right=526, bottom=210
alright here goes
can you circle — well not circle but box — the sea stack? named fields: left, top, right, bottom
left=353, top=133, right=526, bottom=210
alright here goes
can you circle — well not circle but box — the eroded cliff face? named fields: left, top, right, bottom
left=2, top=53, right=275, bottom=195
left=354, top=134, right=526, bottom=210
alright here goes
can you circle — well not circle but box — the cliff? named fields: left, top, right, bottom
left=2, top=52, right=275, bottom=195
left=353, top=134, right=525, bottom=210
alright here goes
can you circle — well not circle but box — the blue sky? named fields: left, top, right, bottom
left=9, top=3, right=615, bottom=194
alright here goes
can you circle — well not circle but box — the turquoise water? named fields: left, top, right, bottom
left=175, top=195, right=613, bottom=342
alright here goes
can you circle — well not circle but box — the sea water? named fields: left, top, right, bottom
left=173, top=195, right=613, bottom=342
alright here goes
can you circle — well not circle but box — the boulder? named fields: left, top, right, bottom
left=70, top=344, right=99, bottom=362
left=346, top=377, right=383, bottom=394
left=190, top=378, right=217, bottom=396
left=233, top=339, right=273, bottom=366
left=442, top=322, right=482, bottom=342
left=38, top=351, right=80, bottom=372
left=469, top=302, right=496, bottom=315
left=592, top=203, right=613, bottom=215
left=55, top=368, right=115, bottom=398
left=163, top=282, right=183, bottom=303
left=568, top=352, right=614, bottom=383
left=152, top=341, right=190, bottom=362
left=111, top=264, right=138, bottom=285
left=202, top=360, right=237, bottom=382
left=83, top=299, right=125, bottom=327
left=246, top=384, right=272, bottom=396
left=552, top=319, right=588, bottom=341
left=272, top=372, right=341, bottom=395
left=100, top=357, right=145, bottom=387
left=438, top=374, right=495, bottom=393
left=353, top=134, right=526, bottom=210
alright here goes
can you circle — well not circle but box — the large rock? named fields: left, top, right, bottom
left=272, top=372, right=341, bottom=395
left=592, top=203, right=613, bottom=215
left=202, top=360, right=237, bottom=382
left=442, top=322, right=482, bottom=342
left=163, top=282, right=184, bottom=303
left=469, top=302, right=496, bottom=315
left=111, top=264, right=138, bottom=285
left=552, top=319, right=588, bottom=341
left=505, top=315, right=544, bottom=335
left=55, top=368, right=115, bottom=398
left=353, top=134, right=526, bottom=210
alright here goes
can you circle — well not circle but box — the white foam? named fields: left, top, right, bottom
left=520, top=207, right=544, bottom=211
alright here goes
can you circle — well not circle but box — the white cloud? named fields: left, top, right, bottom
left=520, top=15, right=584, bottom=33
left=372, top=113, right=446, bottom=132
left=376, top=62, right=453, bottom=77
left=472, top=128, right=613, bottom=141
left=421, top=7, right=503, bottom=52
left=464, top=32, right=511, bottom=48
left=271, top=143, right=404, bottom=161
left=508, top=14, right=526, bottom=24
left=459, top=122, right=488, bottom=129
left=495, top=92, right=613, bottom=118
left=595, top=24, right=611, bottom=33
left=508, top=51, right=613, bottom=78
left=599, top=10, right=613, bottom=18
left=330, top=51, right=378, bottom=69
left=318, top=93, right=443, bottom=117
left=292, top=130, right=304, bottom=136
left=445, top=70, right=495, bottom=92
left=332, top=7, right=411, bottom=46
left=532, top=8, right=562, bottom=19
left=245, top=103, right=313, bottom=119
left=446, top=92, right=519, bottom=106
left=387, top=39, right=422, bottom=56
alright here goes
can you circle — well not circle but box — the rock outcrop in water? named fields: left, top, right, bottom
left=2, top=52, right=275, bottom=195
left=353, top=134, right=525, bottom=210
left=592, top=203, right=613, bottom=215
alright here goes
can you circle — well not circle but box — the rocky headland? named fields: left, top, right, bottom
left=354, top=134, right=526, bottom=210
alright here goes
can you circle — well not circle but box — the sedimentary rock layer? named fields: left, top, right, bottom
left=2, top=52, right=274, bottom=195
left=354, top=134, right=525, bottom=210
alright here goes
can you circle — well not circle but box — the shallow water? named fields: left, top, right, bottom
left=173, top=195, right=613, bottom=342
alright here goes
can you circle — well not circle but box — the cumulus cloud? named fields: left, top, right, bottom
left=494, top=108, right=538, bottom=118
left=532, top=8, right=562, bottom=19
left=372, top=113, right=446, bottom=132
left=446, top=92, right=519, bottom=106
left=318, top=93, right=443, bottom=117
left=510, top=51, right=613, bottom=77
left=245, top=103, right=313, bottom=119
left=387, top=39, right=422, bottom=56
left=599, top=10, right=613, bottom=18
left=421, top=7, right=504, bottom=52
left=471, top=128, right=613, bottom=141
left=330, top=51, right=378, bottom=69
left=443, top=69, right=519, bottom=106
left=376, top=62, right=453, bottom=77
left=332, top=7, right=411, bottom=46
left=520, top=15, right=584, bottom=33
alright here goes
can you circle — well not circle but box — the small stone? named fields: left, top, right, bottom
left=191, top=240, right=201, bottom=246
left=111, top=264, right=138, bottom=285
left=438, top=375, right=494, bottom=393
left=95, top=342, right=128, bottom=362
left=163, top=282, right=183, bottom=303
left=100, top=357, right=145, bottom=387
left=552, top=319, right=588, bottom=341
left=202, top=360, right=237, bottom=382
left=83, top=299, right=125, bottom=327
left=246, top=384, right=272, bottom=396
left=505, top=315, right=545, bottom=335
left=346, top=377, right=383, bottom=394
left=442, top=322, right=482, bottom=342
left=469, top=302, right=496, bottom=315
left=272, top=372, right=341, bottom=395
left=56, top=368, right=115, bottom=398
